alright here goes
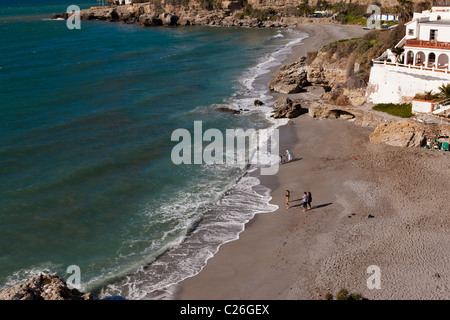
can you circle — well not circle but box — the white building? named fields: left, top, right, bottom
left=401, top=5, right=450, bottom=68
left=366, top=3, right=450, bottom=115
left=373, top=14, right=398, bottom=21
left=112, top=0, right=146, bottom=5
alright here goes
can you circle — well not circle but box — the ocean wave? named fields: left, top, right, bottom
left=97, top=175, right=278, bottom=300
left=95, top=28, right=307, bottom=300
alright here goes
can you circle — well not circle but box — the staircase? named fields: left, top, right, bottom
left=432, top=98, right=450, bottom=115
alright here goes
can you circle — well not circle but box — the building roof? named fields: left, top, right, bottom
left=419, top=20, right=450, bottom=25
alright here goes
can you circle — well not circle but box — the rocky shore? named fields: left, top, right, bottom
left=53, top=3, right=332, bottom=28
left=0, top=274, right=92, bottom=300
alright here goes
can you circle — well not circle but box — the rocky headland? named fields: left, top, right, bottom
left=55, top=3, right=294, bottom=28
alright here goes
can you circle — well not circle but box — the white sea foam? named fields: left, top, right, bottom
left=1, top=263, right=64, bottom=291
left=96, top=28, right=307, bottom=300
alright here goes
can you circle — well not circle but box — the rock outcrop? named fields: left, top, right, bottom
left=254, top=99, right=264, bottom=106
left=369, top=121, right=426, bottom=148
left=64, top=4, right=290, bottom=28
left=271, top=97, right=304, bottom=118
left=139, top=13, right=163, bottom=26
left=307, top=51, right=348, bottom=89
left=269, top=57, right=309, bottom=94
left=80, top=7, right=120, bottom=21
left=160, top=12, right=180, bottom=26
left=217, top=107, right=241, bottom=114
left=0, top=274, right=93, bottom=300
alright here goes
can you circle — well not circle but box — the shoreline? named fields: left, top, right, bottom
left=174, top=23, right=372, bottom=300
left=177, top=23, right=450, bottom=300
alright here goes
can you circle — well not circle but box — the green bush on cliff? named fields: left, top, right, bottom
left=320, top=24, right=406, bottom=89
left=242, top=4, right=277, bottom=20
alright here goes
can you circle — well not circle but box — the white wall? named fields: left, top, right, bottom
left=406, top=21, right=418, bottom=39
left=412, top=100, right=434, bottom=113
left=366, top=63, right=450, bottom=104
left=418, top=24, right=450, bottom=42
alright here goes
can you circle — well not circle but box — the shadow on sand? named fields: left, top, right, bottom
left=280, top=157, right=302, bottom=165
left=289, top=202, right=333, bottom=210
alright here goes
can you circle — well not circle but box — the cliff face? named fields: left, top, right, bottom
left=74, top=3, right=290, bottom=27
left=248, top=0, right=425, bottom=10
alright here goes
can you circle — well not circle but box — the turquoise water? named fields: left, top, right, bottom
left=0, top=0, right=306, bottom=298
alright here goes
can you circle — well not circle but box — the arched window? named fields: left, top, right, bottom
left=438, top=53, right=449, bottom=68
left=429, top=52, right=436, bottom=67
left=416, top=51, right=426, bottom=65
left=407, top=50, right=414, bottom=64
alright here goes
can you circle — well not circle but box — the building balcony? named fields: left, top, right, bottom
left=372, top=59, right=450, bottom=74
left=405, top=39, right=450, bottom=50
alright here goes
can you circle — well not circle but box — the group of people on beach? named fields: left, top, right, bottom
left=285, top=190, right=312, bottom=212
left=280, top=150, right=292, bottom=164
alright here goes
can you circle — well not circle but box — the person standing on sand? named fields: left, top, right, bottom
left=307, top=191, right=312, bottom=210
left=286, top=190, right=290, bottom=209
left=286, top=150, right=292, bottom=162
left=302, top=192, right=308, bottom=212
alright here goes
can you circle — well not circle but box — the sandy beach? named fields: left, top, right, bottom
left=175, top=23, right=450, bottom=300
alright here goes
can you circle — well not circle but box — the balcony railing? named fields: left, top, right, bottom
left=433, top=1, right=450, bottom=6
left=405, top=39, right=450, bottom=49
left=372, top=59, right=450, bottom=74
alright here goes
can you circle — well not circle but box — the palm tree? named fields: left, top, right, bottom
left=297, top=0, right=312, bottom=17
left=414, top=90, right=440, bottom=101
left=396, top=0, right=414, bottom=23
left=438, top=83, right=450, bottom=102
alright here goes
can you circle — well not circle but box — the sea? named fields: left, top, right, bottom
left=0, top=0, right=307, bottom=299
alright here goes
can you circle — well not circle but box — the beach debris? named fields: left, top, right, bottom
left=368, top=214, right=375, bottom=218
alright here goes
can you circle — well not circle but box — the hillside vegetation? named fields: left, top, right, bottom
left=322, top=24, right=406, bottom=89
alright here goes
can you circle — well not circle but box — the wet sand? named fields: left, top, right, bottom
left=175, top=23, right=450, bottom=300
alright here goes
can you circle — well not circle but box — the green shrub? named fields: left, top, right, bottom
left=373, top=103, right=413, bottom=118
left=324, top=293, right=334, bottom=300
left=336, top=288, right=350, bottom=300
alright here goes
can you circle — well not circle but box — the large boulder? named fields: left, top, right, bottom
left=0, top=273, right=92, bottom=300
left=369, top=120, right=426, bottom=148
left=159, top=13, right=179, bottom=26
left=269, top=57, right=309, bottom=94
left=271, top=97, right=304, bottom=119
left=139, top=14, right=163, bottom=26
